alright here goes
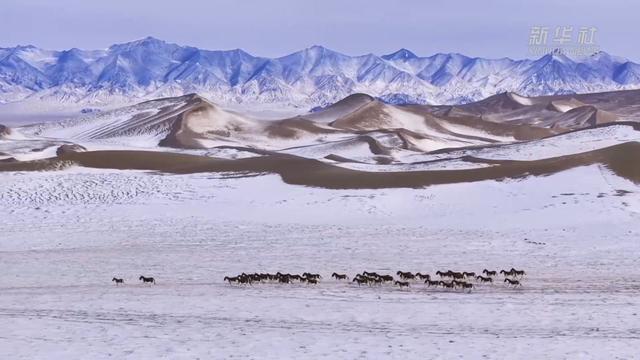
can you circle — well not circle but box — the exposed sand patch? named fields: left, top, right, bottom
left=2, top=139, right=638, bottom=189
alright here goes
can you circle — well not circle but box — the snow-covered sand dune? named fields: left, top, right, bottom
left=1, top=89, right=639, bottom=185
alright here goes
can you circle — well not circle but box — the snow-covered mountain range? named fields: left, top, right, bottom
left=1, top=37, right=639, bottom=109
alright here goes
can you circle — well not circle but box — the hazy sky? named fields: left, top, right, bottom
left=2, top=0, right=636, bottom=59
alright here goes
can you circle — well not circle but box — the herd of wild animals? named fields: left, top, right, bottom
left=111, top=269, right=526, bottom=291
left=222, top=268, right=526, bottom=291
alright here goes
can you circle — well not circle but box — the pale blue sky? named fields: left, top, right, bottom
left=1, top=0, right=636, bottom=59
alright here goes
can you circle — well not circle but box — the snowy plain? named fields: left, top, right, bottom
left=1, top=164, right=639, bottom=359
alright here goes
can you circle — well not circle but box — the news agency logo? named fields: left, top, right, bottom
left=528, top=26, right=600, bottom=56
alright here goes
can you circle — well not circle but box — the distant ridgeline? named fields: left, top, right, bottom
left=1, top=37, right=639, bottom=108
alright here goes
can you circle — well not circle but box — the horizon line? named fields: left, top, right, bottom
left=0, top=36, right=626, bottom=63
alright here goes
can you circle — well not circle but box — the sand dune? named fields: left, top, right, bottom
left=2, top=139, right=638, bottom=189
left=546, top=98, right=587, bottom=113
left=19, top=92, right=536, bottom=155
left=451, top=89, right=640, bottom=130
left=3, top=89, right=640, bottom=188
left=302, top=93, right=375, bottom=123
left=549, top=106, right=617, bottom=129
left=25, top=89, right=634, bottom=153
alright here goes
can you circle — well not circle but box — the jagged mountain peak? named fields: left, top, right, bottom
left=280, top=45, right=348, bottom=61
left=382, top=48, right=418, bottom=61
left=0, top=37, right=639, bottom=108
left=112, top=36, right=169, bottom=47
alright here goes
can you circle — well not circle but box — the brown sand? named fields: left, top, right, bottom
left=2, top=139, right=638, bottom=189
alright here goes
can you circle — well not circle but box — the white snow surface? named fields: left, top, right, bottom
left=1, top=165, right=639, bottom=359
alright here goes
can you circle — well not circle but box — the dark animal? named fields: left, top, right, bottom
left=352, top=278, right=368, bottom=286
left=394, top=281, right=410, bottom=288
left=303, top=273, right=322, bottom=280
left=500, top=269, right=517, bottom=277
left=112, top=277, right=124, bottom=285
left=425, top=280, right=440, bottom=287
left=504, top=278, right=522, bottom=287
left=379, top=275, right=394, bottom=282
left=511, top=268, right=526, bottom=278
left=228, top=275, right=252, bottom=285
left=416, top=273, right=431, bottom=281
left=460, top=283, right=473, bottom=291
left=397, top=271, right=416, bottom=280
left=439, top=281, right=455, bottom=289
left=331, top=273, right=348, bottom=280
left=224, top=276, right=239, bottom=283
left=476, top=275, right=493, bottom=283
left=482, top=269, right=497, bottom=277
left=305, top=278, right=318, bottom=285
left=139, top=276, right=155, bottom=284
left=462, top=272, right=476, bottom=279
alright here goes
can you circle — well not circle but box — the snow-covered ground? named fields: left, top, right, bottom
left=1, top=166, right=639, bottom=359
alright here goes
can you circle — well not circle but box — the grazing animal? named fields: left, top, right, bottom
left=363, top=271, right=380, bottom=278
left=112, top=277, right=124, bottom=285
left=379, top=275, right=394, bottom=282
left=394, top=281, right=410, bottom=288
left=224, top=276, right=239, bottom=284
left=352, top=278, right=368, bottom=286
left=476, top=275, right=493, bottom=283
left=504, top=278, right=522, bottom=287
left=482, top=269, right=497, bottom=277
left=139, top=276, right=155, bottom=284
left=416, top=273, right=431, bottom=281
left=451, top=272, right=465, bottom=280
left=331, top=273, right=348, bottom=280
left=278, top=277, right=291, bottom=284
left=425, top=280, right=440, bottom=287
left=305, top=278, right=318, bottom=285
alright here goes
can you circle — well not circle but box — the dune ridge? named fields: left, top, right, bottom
left=2, top=89, right=640, bottom=188
left=2, top=137, right=638, bottom=189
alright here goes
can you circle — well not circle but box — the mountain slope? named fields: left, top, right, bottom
left=1, top=38, right=639, bottom=109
